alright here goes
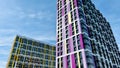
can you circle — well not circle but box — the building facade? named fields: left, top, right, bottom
left=7, top=35, right=56, bottom=68
left=56, top=0, right=120, bottom=68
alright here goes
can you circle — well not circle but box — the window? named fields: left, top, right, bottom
left=67, top=49, right=70, bottom=53
left=83, top=34, right=91, bottom=50
left=45, top=55, right=49, bottom=59
left=40, top=54, right=44, bottom=58
left=27, top=46, right=31, bottom=50
left=32, top=47, right=37, bottom=52
left=70, top=2, right=72, bottom=11
left=20, top=49, right=25, bottom=55
left=16, top=63, right=22, bottom=68
left=78, top=8, right=84, bottom=19
left=79, top=52, right=83, bottom=68
left=21, top=44, right=26, bottom=49
left=10, top=54, right=14, bottom=60
left=45, top=61, right=49, bottom=65
left=26, top=51, right=31, bottom=56
left=71, top=12, right=73, bottom=22
left=78, top=45, right=81, bottom=50
left=12, top=48, right=16, bottom=53
left=32, top=52, right=36, bottom=57
left=8, top=61, right=13, bottom=67
left=22, top=38, right=27, bottom=43
left=28, top=40, right=32, bottom=45
left=77, top=0, right=82, bottom=7
left=16, top=36, right=19, bottom=41
left=18, top=56, right=24, bottom=62
left=66, top=34, right=68, bottom=38
left=14, top=42, right=18, bottom=47
left=64, top=0, right=66, bottom=5
left=61, top=52, right=63, bottom=55
left=60, top=47, right=62, bottom=50
left=80, top=20, right=88, bottom=33
left=24, top=57, right=29, bottom=62
left=74, top=47, right=76, bottom=51
left=65, top=6, right=67, bottom=14
left=54, top=52, right=56, bottom=55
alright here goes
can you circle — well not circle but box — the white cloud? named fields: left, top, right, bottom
left=105, top=15, right=120, bottom=23
left=0, top=49, right=10, bottom=55
left=0, top=6, right=54, bottom=22
left=37, top=11, right=53, bottom=20
left=35, top=36, right=56, bottom=41
left=24, top=11, right=54, bottom=21
left=0, top=29, right=17, bottom=46
left=0, top=36, right=14, bottom=46
left=28, top=13, right=36, bottom=18
left=0, top=29, right=18, bottom=34
left=0, top=61, right=7, bottom=68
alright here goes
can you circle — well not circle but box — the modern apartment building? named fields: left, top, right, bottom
left=7, top=35, right=56, bottom=68
left=56, top=0, right=120, bottom=68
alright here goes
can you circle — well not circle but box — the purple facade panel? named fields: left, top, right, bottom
left=62, top=7, right=65, bottom=16
left=62, top=17, right=65, bottom=27
left=67, top=3, right=70, bottom=12
left=62, top=28, right=66, bottom=40
left=63, top=56, right=68, bottom=68
left=71, top=54, right=76, bottom=68
left=74, top=0, right=78, bottom=7
left=72, top=10, right=75, bottom=21
left=79, top=34, right=84, bottom=49
left=63, top=41, right=66, bottom=55
left=69, top=38, right=73, bottom=52
left=76, top=8, right=79, bottom=19
left=62, top=0, right=64, bottom=6
left=69, top=24, right=73, bottom=36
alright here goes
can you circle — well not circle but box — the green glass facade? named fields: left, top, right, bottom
left=7, top=35, right=56, bottom=68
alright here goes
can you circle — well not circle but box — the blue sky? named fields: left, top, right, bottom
left=0, top=0, right=119, bottom=67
